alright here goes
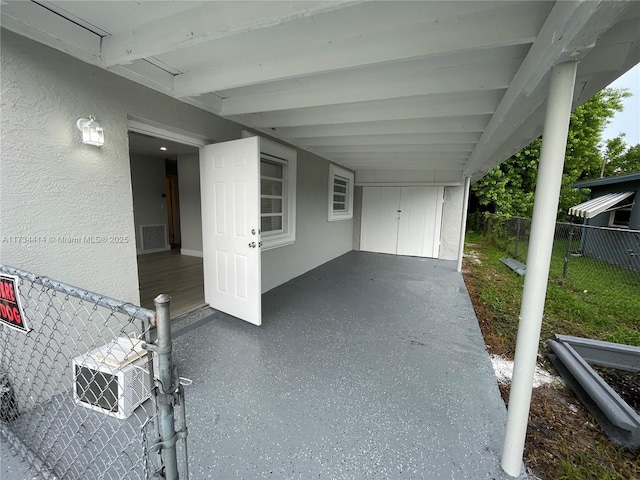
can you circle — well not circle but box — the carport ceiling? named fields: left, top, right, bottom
left=3, top=1, right=639, bottom=181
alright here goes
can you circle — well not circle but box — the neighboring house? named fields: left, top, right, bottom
left=1, top=2, right=639, bottom=475
left=569, top=172, right=640, bottom=270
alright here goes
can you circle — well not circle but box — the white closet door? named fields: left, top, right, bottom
left=397, top=187, right=443, bottom=258
left=360, top=186, right=443, bottom=259
left=360, top=187, right=401, bottom=255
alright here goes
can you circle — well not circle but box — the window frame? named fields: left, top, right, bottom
left=608, top=205, right=632, bottom=228
left=260, top=155, right=286, bottom=237
left=328, top=163, right=355, bottom=221
left=244, top=132, right=297, bottom=250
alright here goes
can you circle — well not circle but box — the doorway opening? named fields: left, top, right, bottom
left=128, top=130, right=206, bottom=318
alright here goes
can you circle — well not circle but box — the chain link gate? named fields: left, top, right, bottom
left=0, top=265, right=188, bottom=479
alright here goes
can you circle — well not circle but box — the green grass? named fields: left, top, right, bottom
left=464, top=230, right=640, bottom=351
left=464, top=231, right=640, bottom=480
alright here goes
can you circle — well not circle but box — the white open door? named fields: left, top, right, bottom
left=201, top=137, right=262, bottom=326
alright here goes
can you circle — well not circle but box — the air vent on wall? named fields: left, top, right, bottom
left=141, top=224, right=167, bottom=251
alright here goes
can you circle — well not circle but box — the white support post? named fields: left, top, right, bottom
left=456, top=176, right=471, bottom=272
left=501, top=61, right=578, bottom=477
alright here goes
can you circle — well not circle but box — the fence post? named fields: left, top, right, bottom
left=154, top=294, right=179, bottom=480
left=515, top=218, right=521, bottom=260
left=563, top=227, right=575, bottom=280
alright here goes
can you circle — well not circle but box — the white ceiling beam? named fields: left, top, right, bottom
left=577, top=43, right=633, bottom=77
left=220, top=43, right=528, bottom=98
left=574, top=15, right=640, bottom=105
left=340, top=156, right=468, bottom=164
left=221, top=61, right=518, bottom=115
left=310, top=144, right=477, bottom=154
left=355, top=170, right=464, bottom=184
left=324, top=152, right=470, bottom=161
left=296, top=133, right=482, bottom=147
left=173, top=2, right=544, bottom=97
left=182, top=94, right=225, bottom=116
left=229, top=90, right=505, bottom=128
left=342, top=160, right=467, bottom=171
left=576, top=43, right=640, bottom=104
left=464, top=0, right=633, bottom=177
left=108, top=60, right=175, bottom=93
left=100, top=1, right=359, bottom=67
left=470, top=110, right=547, bottom=180
left=277, top=115, right=490, bottom=139
left=0, top=1, right=102, bottom=65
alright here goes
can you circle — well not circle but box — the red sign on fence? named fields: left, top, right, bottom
left=0, top=274, right=28, bottom=333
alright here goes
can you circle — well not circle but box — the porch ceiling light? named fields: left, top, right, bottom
left=76, top=115, right=104, bottom=146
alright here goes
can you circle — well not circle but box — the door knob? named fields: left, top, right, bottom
left=249, top=242, right=256, bottom=248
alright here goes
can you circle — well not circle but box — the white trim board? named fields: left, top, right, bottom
left=136, top=246, right=171, bottom=255
left=127, top=117, right=210, bottom=147
left=355, top=182, right=461, bottom=187
left=180, top=249, right=203, bottom=258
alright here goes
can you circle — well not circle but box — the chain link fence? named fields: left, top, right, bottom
left=0, top=265, right=188, bottom=479
left=468, top=213, right=640, bottom=330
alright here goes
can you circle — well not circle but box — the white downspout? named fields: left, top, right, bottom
left=456, top=176, right=472, bottom=272
left=501, top=61, right=578, bottom=477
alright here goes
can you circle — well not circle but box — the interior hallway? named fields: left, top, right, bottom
left=170, top=251, right=510, bottom=479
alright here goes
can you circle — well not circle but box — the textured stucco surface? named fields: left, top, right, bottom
left=440, top=186, right=464, bottom=260
left=0, top=30, right=352, bottom=302
left=1, top=33, right=139, bottom=303
left=171, top=252, right=509, bottom=479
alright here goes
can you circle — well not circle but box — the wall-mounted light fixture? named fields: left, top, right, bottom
left=76, top=115, right=104, bottom=146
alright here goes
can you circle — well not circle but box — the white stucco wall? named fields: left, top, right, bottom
left=1, top=33, right=137, bottom=303
left=1, top=30, right=352, bottom=303
left=352, top=186, right=364, bottom=251
left=440, top=186, right=464, bottom=260
left=130, top=154, right=168, bottom=251
left=261, top=151, right=353, bottom=293
left=176, top=153, right=203, bottom=256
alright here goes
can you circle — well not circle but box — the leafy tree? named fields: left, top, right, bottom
left=471, top=141, right=539, bottom=217
left=472, top=88, right=631, bottom=218
left=602, top=135, right=640, bottom=176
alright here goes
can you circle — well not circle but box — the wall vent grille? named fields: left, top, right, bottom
left=141, top=224, right=167, bottom=251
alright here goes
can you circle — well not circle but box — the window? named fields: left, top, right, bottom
left=260, top=157, right=285, bottom=234
left=328, top=164, right=354, bottom=221
left=609, top=207, right=632, bottom=228
left=246, top=132, right=297, bottom=250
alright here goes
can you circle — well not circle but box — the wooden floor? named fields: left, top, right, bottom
left=137, top=250, right=205, bottom=318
